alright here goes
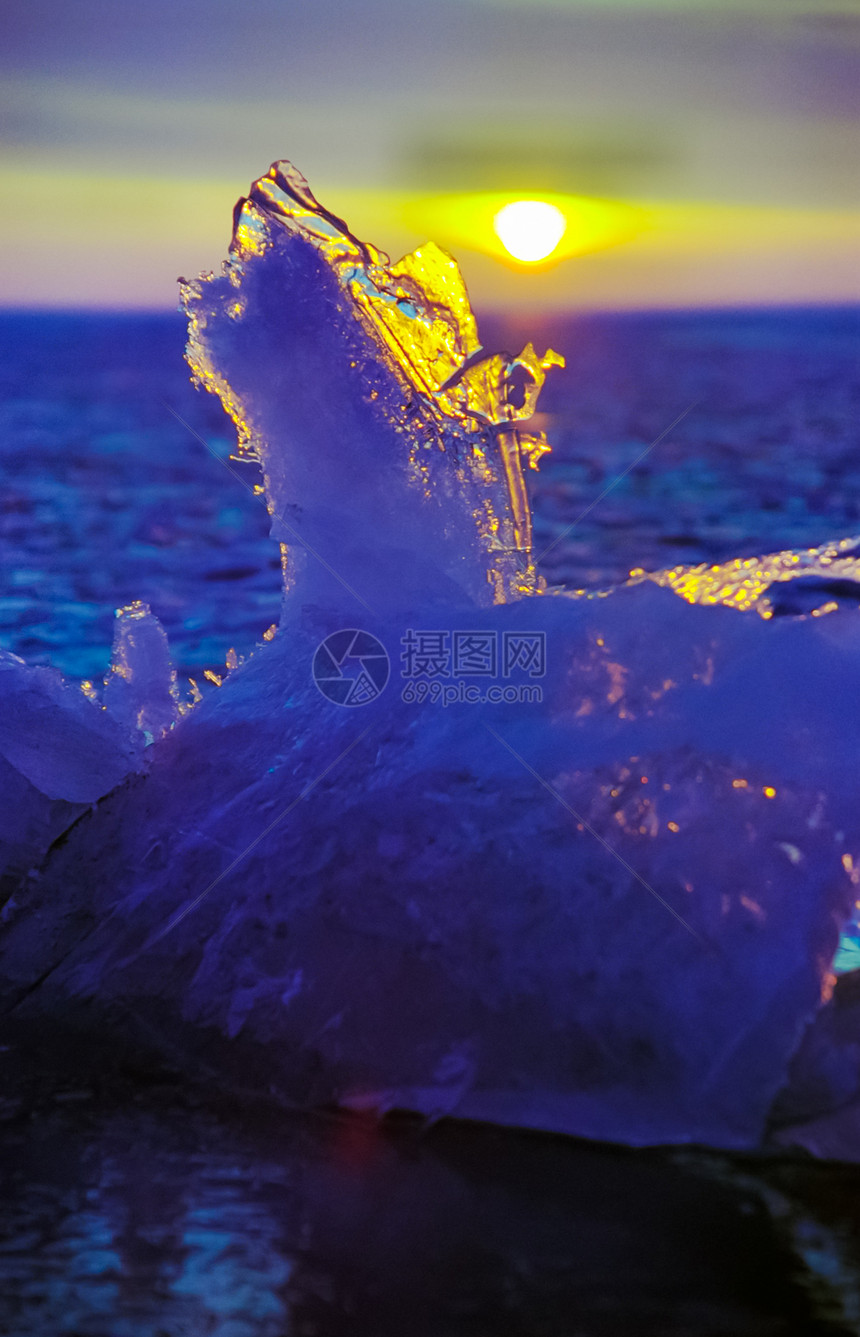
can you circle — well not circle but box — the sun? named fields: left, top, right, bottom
left=493, top=200, right=568, bottom=264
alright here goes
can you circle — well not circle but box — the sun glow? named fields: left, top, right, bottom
left=493, top=200, right=568, bottom=263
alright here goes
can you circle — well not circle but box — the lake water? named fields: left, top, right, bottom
left=1, top=307, right=857, bottom=686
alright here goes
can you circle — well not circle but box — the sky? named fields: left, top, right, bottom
left=2, top=0, right=859, bottom=310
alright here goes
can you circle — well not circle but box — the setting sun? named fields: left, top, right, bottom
left=493, top=200, right=568, bottom=263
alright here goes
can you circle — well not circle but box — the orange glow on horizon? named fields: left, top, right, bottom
left=1, top=164, right=858, bottom=311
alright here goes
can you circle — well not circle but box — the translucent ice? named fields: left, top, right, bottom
left=181, top=161, right=562, bottom=611
left=3, top=163, right=860, bottom=1156
left=3, top=579, right=860, bottom=1152
left=103, top=601, right=180, bottom=745
left=0, top=650, right=140, bottom=892
left=643, top=532, right=860, bottom=618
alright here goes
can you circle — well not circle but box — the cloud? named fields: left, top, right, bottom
left=2, top=0, right=857, bottom=306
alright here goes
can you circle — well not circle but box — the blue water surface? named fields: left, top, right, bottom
left=1, top=307, right=857, bottom=686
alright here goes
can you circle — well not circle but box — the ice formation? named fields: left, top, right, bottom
left=0, top=650, right=140, bottom=894
left=182, top=160, right=562, bottom=611
left=3, top=161, right=860, bottom=1158
left=103, top=600, right=180, bottom=743
left=0, top=601, right=179, bottom=897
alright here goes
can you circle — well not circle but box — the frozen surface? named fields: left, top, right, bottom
left=2, top=163, right=860, bottom=1155
left=2, top=581, right=858, bottom=1153
left=0, top=650, right=140, bottom=890
left=103, top=600, right=180, bottom=743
